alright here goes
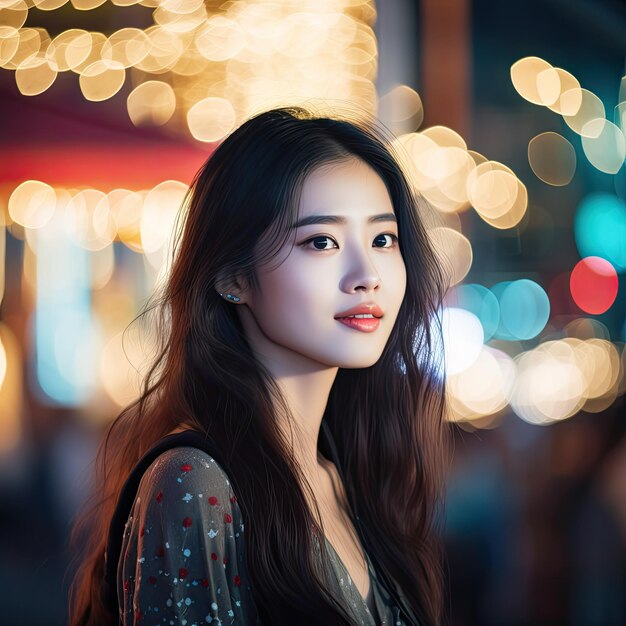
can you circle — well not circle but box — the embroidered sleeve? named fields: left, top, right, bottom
left=117, top=446, right=258, bottom=625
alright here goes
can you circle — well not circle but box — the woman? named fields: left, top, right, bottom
left=67, top=106, right=451, bottom=626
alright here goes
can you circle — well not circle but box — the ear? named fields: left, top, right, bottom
left=214, top=268, right=249, bottom=304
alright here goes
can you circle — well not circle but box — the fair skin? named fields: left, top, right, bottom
left=210, top=157, right=407, bottom=611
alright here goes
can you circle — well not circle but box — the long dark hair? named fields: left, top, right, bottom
left=67, top=106, right=451, bottom=626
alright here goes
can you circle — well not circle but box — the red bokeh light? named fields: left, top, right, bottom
left=569, top=256, right=618, bottom=315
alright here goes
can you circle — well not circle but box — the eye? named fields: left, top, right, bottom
left=299, top=233, right=399, bottom=251
left=300, top=235, right=337, bottom=251
left=373, top=233, right=399, bottom=248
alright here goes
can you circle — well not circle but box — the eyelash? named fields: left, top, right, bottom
left=299, top=233, right=399, bottom=251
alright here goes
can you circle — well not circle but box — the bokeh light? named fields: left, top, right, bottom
left=64, top=189, right=117, bottom=251
left=541, top=67, right=582, bottom=115
left=2, top=0, right=28, bottom=31
left=127, top=80, right=176, bottom=127
left=70, top=32, right=106, bottom=73
left=491, top=279, right=550, bottom=340
left=581, top=119, right=626, bottom=175
left=510, top=340, right=587, bottom=425
left=140, top=180, right=186, bottom=250
left=45, top=29, right=91, bottom=71
left=446, top=283, right=500, bottom=341
left=510, top=56, right=554, bottom=105
left=15, top=54, right=58, bottom=96
left=528, top=131, right=576, bottom=186
left=187, top=97, right=237, bottom=142
left=570, top=256, right=619, bottom=314
left=8, top=180, right=56, bottom=229
left=2, top=27, right=44, bottom=71
left=107, top=189, right=144, bottom=253
left=467, top=161, right=528, bottom=228
left=574, top=193, right=626, bottom=272
left=1, top=2, right=382, bottom=138
left=78, top=59, right=126, bottom=101
left=576, top=338, right=622, bottom=413
left=378, top=84, right=424, bottom=135
left=446, top=345, right=515, bottom=422
left=440, top=307, right=484, bottom=376
left=101, top=28, right=151, bottom=69
left=564, top=317, right=611, bottom=341
left=428, top=227, right=473, bottom=287
left=394, top=130, right=474, bottom=214
left=194, top=14, right=246, bottom=61
left=561, top=88, right=605, bottom=137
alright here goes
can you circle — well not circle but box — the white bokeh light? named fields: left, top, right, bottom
left=437, top=307, right=484, bottom=375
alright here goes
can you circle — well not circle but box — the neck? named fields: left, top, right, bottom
left=265, top=368, right=339, bottom=483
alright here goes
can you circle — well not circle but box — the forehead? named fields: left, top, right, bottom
left=298, top=158, right=394, bottom=216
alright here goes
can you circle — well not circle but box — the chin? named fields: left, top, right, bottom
left=334, top=353, right=384, bottom=369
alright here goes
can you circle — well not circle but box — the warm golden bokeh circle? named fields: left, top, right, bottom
left=1, top=2, right=379, bottom=139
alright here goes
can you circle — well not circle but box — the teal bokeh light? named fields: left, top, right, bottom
left=491, top=279, right=550, bottom=340
left=574, top=193, right=626, bottom=272
left=450, top=283, right=500, bottom=341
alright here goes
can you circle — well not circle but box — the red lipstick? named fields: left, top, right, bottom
left=334, top=303, right=383, bottom=333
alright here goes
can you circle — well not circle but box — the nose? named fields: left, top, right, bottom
left=340, top=247, right=382, bottom=293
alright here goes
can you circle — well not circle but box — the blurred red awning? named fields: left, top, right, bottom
left=0, top=144, right=214, bottom=190
left=0, top=76, right=216, bottom=191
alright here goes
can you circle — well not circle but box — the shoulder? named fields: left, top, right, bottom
left=118, top=447, right=256, bottom=625
left=143, top=446, right=234, bottom=490
left=135, top=446, right=240, bottom=517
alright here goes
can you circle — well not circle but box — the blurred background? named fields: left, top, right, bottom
left=1, top=0, right=625, bottom=624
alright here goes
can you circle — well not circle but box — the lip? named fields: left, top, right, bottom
left=334, top=302, right=384, bottom=319
left=335, top=317, right=381, bottom=332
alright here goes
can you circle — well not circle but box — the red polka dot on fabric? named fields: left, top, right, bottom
left=155, top=545, right=164, bottom=558
left=201, top=578, right=209, bottom=588
left=156, top=491, right=163, bottom=504
left=182, top=517, right=193, bottom=528
left=224, top=513, right=232, bottom=523
left=230, top=495, right=237, bottom=503
left=180, top=464, right=193, bottom=472
left=208, top=496, right=218, bottom=505
left=179, top=567, right=188, bottom=579
left=233, top=575, right=241, bottom=586
left=223, top=556, right=228, bottom=564
left=210, top=552, right=218, bottom=561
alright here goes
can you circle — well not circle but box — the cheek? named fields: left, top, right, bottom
left=390, top=261, right=407, bottom=310
left=256, top=268, right=320, bottom=325
left=386, top=255, right=406, bottom=284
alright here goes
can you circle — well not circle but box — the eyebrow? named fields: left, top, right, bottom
left=291, top=212, right=398, bottom=229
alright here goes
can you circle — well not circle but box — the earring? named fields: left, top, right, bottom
left=219, top=292, right=240, bottom=303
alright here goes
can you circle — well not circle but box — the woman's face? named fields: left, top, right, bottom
left=239, top=157, right=407, bottom=370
